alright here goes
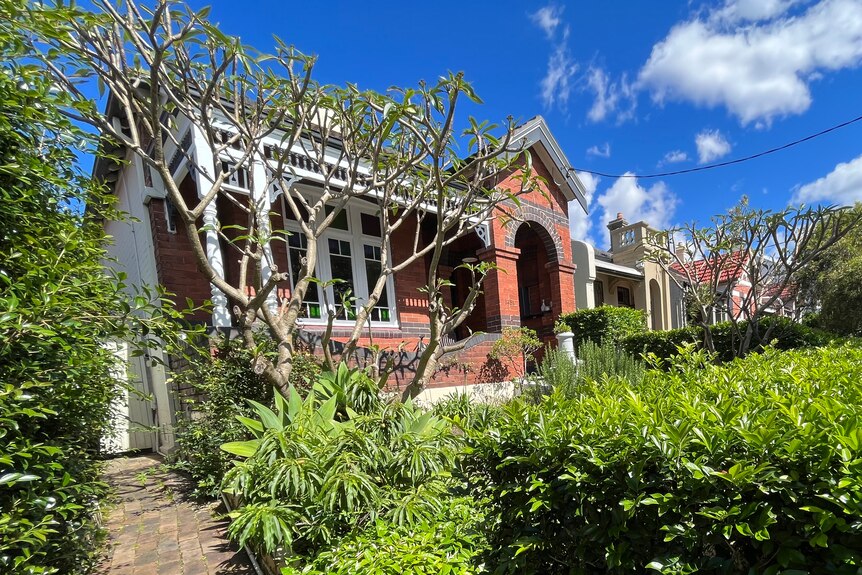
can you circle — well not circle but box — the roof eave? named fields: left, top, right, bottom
left=511, top=115, right=588, bottom=213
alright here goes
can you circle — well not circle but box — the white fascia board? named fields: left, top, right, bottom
left=510, top=116, right=588, bottom=213
left=595, top=260, right=644, bottom=280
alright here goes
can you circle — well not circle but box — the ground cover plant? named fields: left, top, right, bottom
left=464, top=344, right=862, bottom=574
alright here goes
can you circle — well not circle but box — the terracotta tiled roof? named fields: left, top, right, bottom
left=762, top=283, right=797, bottom=301
left=670, top=250, right=749, bottom=284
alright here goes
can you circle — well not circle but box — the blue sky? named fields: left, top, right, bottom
left=189, top=0, right=862, bottom=247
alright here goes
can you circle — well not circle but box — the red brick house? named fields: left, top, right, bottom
left=97, top=112, right=587, bottom=428
left=670, top=251, right=754, bottom=324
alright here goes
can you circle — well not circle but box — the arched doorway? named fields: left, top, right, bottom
left=514, top=222, right=556, bottom=338
left=649, top=278, right=663, bottom=330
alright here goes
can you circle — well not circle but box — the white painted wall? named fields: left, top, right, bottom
left=102, top=155, right=175, bottom=453
left=572, top=240, right=596, bottom=309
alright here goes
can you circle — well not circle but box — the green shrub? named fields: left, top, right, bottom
left=532, top=348, right=579, bottom=400
left=169, top=338, right=320, bottom=498
left=282, top=497, right=488, bottom=575
left=0, top=30, right=165, bottom=573
left=621, top=317, right=833, bottom=364
left=313, top=362, right=381, bottom=416
left=221, top=383, right=460, bottom=560
left=531, top=341, right=643, bottom=401
left=432, top=392, right=501, bottom=432
left=576, top=339, right=644, bottom=388
left=464, top=344, right=862, bottom=573
left=558, top=306, right=646, bottom=348
left=620, top=326, right=700, bottom=360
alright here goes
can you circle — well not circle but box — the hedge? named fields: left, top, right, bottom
left=464, top=344, right=862, bottom=573
left=621, top=316, right=833, bottom=363
left=558, top=306, right=647, bottom=348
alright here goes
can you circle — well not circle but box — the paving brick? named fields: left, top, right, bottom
left=96, top=454, right=253, bottom=575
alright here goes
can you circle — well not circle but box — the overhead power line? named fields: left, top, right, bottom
left=568, top=112, right=862, bottom=180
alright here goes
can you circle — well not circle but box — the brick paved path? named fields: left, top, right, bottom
left=97, top=454, right=255, bottom=575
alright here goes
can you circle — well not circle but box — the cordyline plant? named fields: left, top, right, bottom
left=645, top=198, right=860, bottom=357
left=23, top=0, right=540, bottom=397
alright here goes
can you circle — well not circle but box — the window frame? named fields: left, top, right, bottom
left=280, top=193, right=398, bottom=327
left=617, top=285, right=633, bottom=308
left=593, top=279, right=604, bottom=307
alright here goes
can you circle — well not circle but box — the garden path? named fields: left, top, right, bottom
left=96, top=454, right=255, bottom=575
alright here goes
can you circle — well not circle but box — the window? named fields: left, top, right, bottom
left=281, top=196, right=396, bottom=325
left=286, top=233, right=322, bottom=319
left=164, top=197, right=179, bottom=234
left=593, top=280, right=604, bottom=306
left=713, top=294, right=731, bottom=324
left=328, top=237, right=356, bottom=319
left=220, top=160, right=249, bottom=191
left=617, top=286, right=633, bottom=308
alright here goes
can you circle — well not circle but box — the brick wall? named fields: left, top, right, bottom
left=149, top=176, right=212, bottom=322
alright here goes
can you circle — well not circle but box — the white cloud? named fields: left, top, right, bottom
left=586, top=67, right=636, bottom=123
left=792, top=153, right=862, bottom=205
left=539, top=28, right=579, bottom=110
left=695, top=129, right=732, bottom=164
left=531, top=8, right=577, bottom=111
left=714, top=0, right=801, bottom=23
left=569, top=171, right=599, bottom=242
left=661, top=150, right=688, bottom=165
left=595, top=175, right=679, bottom=247
left=531, top=5, right=563, bottom=39
left=638, top=0, right=862, bottom=125
left=586, top=142, right=611, bottom=158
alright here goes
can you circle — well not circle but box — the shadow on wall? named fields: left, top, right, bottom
left=296, top=330, right=509, bottom=390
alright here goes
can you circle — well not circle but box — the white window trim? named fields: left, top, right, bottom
left=280, top=193, right=398, bottom=328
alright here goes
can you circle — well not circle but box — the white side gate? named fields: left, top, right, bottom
left=103, top=340, right=156, bottom=453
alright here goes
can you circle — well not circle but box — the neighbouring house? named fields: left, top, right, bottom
left=760, top=284, right=798, bottom=318
left=669, top=250, right=752, bottom=325
left=669, top=251, right=800, bottom=326
left=95, top=108, right=588, bottom=452
left=572, top=213, right=676, bottom=330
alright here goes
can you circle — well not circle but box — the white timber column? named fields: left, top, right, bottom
left=192, top=127, right=231, bottom=328
left=251, top=156, right=277, bottom=311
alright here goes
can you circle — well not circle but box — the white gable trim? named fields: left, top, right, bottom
left=511, top=116, right=588, bottom=213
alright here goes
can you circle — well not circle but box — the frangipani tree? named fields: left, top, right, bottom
left=645, top=198, right=859, bottom=357
left=22, top=0, right=538, bottom=397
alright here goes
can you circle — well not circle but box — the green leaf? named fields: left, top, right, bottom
left=221, top=440, right=261, bottom=458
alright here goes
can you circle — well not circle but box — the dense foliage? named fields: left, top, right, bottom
left=575, top=339, right=644, bottom=387
left=0, top=19, right=149, bottom=573
left=558, top=306, right=647, bottom=348
left=220, top=365, right=462, bottom=564
left=530, top=342, right=644, bottom=401
left=621, top=317, right=832, bottom=363
left=280, top=497, right=487, bottom=575
left=797, top=204, right=862, bottom=336
left=169, top=337, right=322, bottom=498
left=465, top=345, right=862, bottom=574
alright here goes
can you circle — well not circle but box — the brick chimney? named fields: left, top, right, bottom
left=607, top=212, right=627, bottom=232
left=607, top=212, right=627, bottom=248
